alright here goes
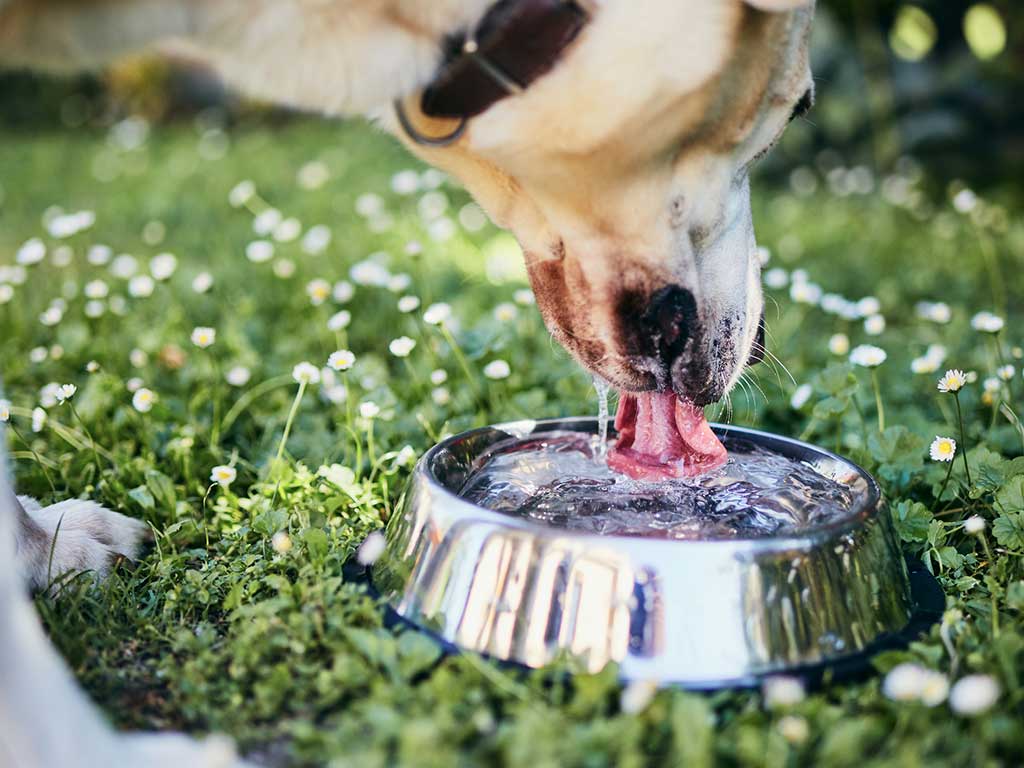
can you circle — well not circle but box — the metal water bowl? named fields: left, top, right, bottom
left=372, top=418, right=941, bottom=687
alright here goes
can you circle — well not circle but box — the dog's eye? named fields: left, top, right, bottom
left=789, top=88, right=814, bottom=123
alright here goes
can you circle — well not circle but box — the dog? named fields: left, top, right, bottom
left=1, top=0, right=814, bottom=763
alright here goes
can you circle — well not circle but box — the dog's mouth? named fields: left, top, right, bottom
left=607, top=391, right=727, bottom=481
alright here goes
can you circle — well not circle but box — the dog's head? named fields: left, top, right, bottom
left=391, top=0, right=814, bottom=404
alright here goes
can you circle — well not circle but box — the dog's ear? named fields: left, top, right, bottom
left=744, top=0, right=811, bottom=11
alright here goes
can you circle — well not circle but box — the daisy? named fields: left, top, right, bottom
left=483, top=360, right=511, bottom=380
left=245, top=240, right=274, bottom=263
left=87, top=244, right=113, bottom=266
left=273, top=217, right=302, bottom=243
left=110, top=254, right=139, bottom=279
left=998, top=364, right=1015, bottom=381
left=350, top=260, right=390, bottom=286
left=849, top=344, right=887, bottom=367
left=356, top=531, right=387, bottom=566
left=423, top=302, right=452, bottom=326
left=273, top=259, right=296, bottom=279
left=327, top=310, right=351, bottom=332
left=856, top=296, right=881, bottom=317
left=397, top=295, right=421, bottom=314
left=389, top=336, right=416, bottom=357
left=883, top=663, right=927, bottom=701
left=391, top=169, right=420, bottom=195
left=458, top=203, right=489, bottom=232
left=949, top=675, right=999, bottom=716
left=937, top=369, right=967, bottom=392
left=191, top=327, right=216, bottom=348
left=514, top=289, right=535, bottom=306
left=292, top=362, right=321, bottom=384
left=192, top=272, right=214, bottom=293
left=790, top=383, right=813, bottom=410
left=0, top=399, right=10, bottom=422
left=30, top=347, right=49, bottom=364
left=327, top=349, right=355, bottom=371
left=301, top=225, right=331, bottom=255
left=150, top=253, right=178, bottom=280
left=763, top=268, right=788, bottom=289
left=0, top=285, right=13, bottom=304
left=306, top=278, right=331, bottom=305
left=430, top=369, right=448, bottom=385
left=126, top=377, right=145, bottom=393
left=16, top=238, right=45, bottom=265
left=86, top=361, right=100, bottom=373
left=762, top=676, right=805, bottom=708
left=333, top=281, right=355, bottom=303
left=39, top=307, right=63, bottom=327
left=228, top=180, right=255, bottom=208
left=271, top=531, right=292, bottom=554
left=359, top=401, right=380, bottom=419
left=494, top=302, right=518, bottom=323
left=776, top=716, right=809, bottom=746
left=863, top=314, right=886, bottom=336
left=354, top=192, right=384, bottom=218
left=971, top=311, right=1004, bottom=333
left=130, top=348, right=148, bottom=368
left=226, top=365, right=251, bottom=387
left=789, top=281, right=822, bottom=305
left=297, top=161, right=330, bottom=190
left=55, top=383, right=77, bottom=403
left=828, top=333, right=850, bottom=356
left=132, top=388, right=156, bottom=413
left=128, top=275, right=155, bottom=298
left=964, top=515, right=986, bottom=534
left=84, top=280, right=109, bottom=299
left=929, top=436, right=956, bottom=462
left=31, top=407, right=46, bottom=433
left=252, top=208, right=282, bottom=236
left=431, top=387, right=451, bottom=406
left=210, top=465, right=237, bottom=487
left=387, top=273, right=412, bottom=293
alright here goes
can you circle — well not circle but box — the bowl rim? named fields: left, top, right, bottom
left=415, top=417, right=884, bottom=552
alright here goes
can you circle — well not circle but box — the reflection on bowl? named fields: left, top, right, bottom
left=372, top=418, right=937, bottom=687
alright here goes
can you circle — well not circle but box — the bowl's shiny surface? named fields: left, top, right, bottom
left=372, top=418, right=914, bottom=685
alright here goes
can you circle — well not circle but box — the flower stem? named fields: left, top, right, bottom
left=935, top=458, right=955, bottom=503
left=953, top=392, right=972, bottom=486
left=68, top=402, right=102, bottom=473
left=440, top=325, right=481, bottom=401
left=275, top=382, right=307, bottom=464
left=871, top=370, right=885, bottom=432
left=7, top=423, right=57, bottom=494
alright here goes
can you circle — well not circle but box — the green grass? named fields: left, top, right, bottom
left=2, top=116, right=1024, bottom=767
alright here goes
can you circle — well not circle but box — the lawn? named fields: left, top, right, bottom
left=2, top=115, right=1024, bottom=767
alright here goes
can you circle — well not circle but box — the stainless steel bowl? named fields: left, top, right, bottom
left=372, top=418, right=940, bottom=687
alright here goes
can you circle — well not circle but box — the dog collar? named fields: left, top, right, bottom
left=395, top=0, right=595, bottom=147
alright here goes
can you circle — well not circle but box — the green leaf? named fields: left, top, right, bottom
left=996, top=476, right=1024, bottom=513
left=992, top=513, right=1024, bottom=550
left=891, top=500, right=932, bottom=543
left=396, top=631, right=442, bottom=679
left=145, top=469, right=177, bottom=509
left=302, top=528, right=329, bottom=561
left=128, top=485, right=155, bottom=510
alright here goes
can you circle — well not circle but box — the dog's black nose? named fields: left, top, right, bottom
left=643, top=285, right=697, bottom=365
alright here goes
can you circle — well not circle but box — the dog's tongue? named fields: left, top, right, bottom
left=607, top=391, right=727, bottom=481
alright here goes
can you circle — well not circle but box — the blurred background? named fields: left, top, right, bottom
left=0, top=1, right=1019, bottom=193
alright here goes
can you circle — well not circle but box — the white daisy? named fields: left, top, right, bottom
left=225, top=366, right=251, bottom=387
left=790, top=383, right=813, bottom=410
left=483, top=360, right=511, bottom=380
left=128, top=275, right=155, bottom=298
left=327, top=350, right=355, bottom=371
left=971, top=311, right=1004, bottom=333
left=150, top=252, right=178, bottom=280
left=397, top=295, right=421, bottom=314
left=998, top=364, right=1015, bottom=381
left=306, top=278, right=331, bottom=306
left=929, top=436, right=956, bottom=462
left=327, top=310, right=351, bottom=332
left=849, top=344, right=887, bottom=368
left=271, top=531, right=292, bottom=554
left=192, top=272, right=214, bottom=293
left=356, top=531, right=387, bottom=565
left=333, top=281, right=355, bottom=303
left=389, top=336, right=416, bottom=357
left=937, top=369, right=967, bottom=393
left=762, top=676, right=805, bottom=708
left=431, top=387, right=451, bottom=406
left=301, top=225, right=331, bottom=255
left=423, top=302, right=452, bottom=326
left=494, top=302, right=518, bottom=323
left=191, top=327, right=216, bottom=349
left=883, top=663, right=927, bottom=702
left=828, top=333, right=850, bottom=356
left=252, top=208, right=282, bottom=236
left=210, top=465, right=237, bottom=487
left=31, top=407, right=46, bottom=433
left=863, top=314, right=886, bottom=336
left=964, top=516, right=986, bottom=534
left=132, top=388, right=157, bottom=413
left=359, top=401, right=380, bottom=419
left=0, top=399, right=10, bottom=422
left=430, top=369, right=448, bottom=385
left=245, top=240, right=274, bottom=263
left=55, top=383, right=77, bottom=403
left=514, top=289, right=535, bottom=306
left=228, top=180, right=255, bottom=208
left=292, top=362, right=321, bottom=384
left=949, top=675, right=999, bottom=716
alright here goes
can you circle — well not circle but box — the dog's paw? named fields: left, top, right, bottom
left=18, top=496, right=150, bottom=591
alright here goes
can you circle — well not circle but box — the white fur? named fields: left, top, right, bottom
left=0, top=443, right=252, bottom=766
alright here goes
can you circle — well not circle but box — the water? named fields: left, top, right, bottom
left=458, top=431, right=858, bottom=540
left=593, top=377, right=611, bottom=459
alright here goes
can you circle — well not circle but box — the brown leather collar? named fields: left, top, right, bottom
left=395, top=0, right=593, bottom=146
left=422, top=0, right=592, bottom=119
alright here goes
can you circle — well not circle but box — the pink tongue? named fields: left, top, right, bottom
left=607, top=391, right=727, bottom=481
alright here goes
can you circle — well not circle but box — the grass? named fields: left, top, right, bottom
left=2, top=114, right=1024, bottom=767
